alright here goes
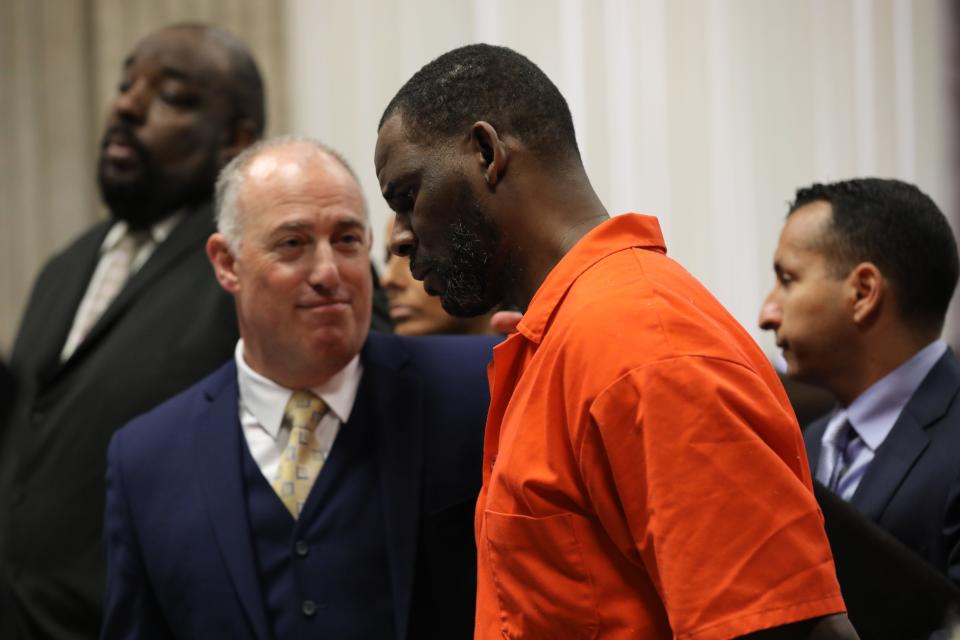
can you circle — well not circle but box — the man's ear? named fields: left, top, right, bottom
left=848, top=262, right=884, bottom=325
left=219, top=118, right=259, bottom=167
left=469, top=121, right=509, bottom=189
left=206, top=232, right=240, bottom=295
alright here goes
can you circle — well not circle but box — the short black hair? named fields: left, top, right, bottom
left=379, top=43, right=579, bottom=160
left=790, top=178, right=959, bottom=332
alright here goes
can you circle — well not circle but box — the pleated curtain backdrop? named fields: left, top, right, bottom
left=2, top=0, right=956, bottom=359
left=0, top=0, right=288, bottom=356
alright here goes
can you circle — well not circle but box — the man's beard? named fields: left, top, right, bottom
left=415, top=184, right=511, bottom=317
left=97, top=124, right=215, bottom=229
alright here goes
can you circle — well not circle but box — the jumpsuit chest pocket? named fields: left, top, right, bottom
left=484, top=510, right=599, bottom=640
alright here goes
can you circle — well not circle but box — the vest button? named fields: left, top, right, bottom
left=302, top=599, right=317, bottom=617
left=295, top=540, right=309, bottom=557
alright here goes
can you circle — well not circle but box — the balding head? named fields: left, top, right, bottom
left=207, top=137, right=372, bottom=388
left=215, top=135, right=366, bottom=251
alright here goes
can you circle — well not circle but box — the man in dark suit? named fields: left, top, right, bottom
left=101, top=137, right=495, bottom=639
left=0, top=24, right=267, bottom=639
left=759, top=178, right=960, bottom=585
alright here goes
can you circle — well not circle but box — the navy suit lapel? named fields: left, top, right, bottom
left=804, top=418, right=827, bottom=474
left=362, top=335, right=423, bottom=640
left=193, top=364, right=271, bottom=639
left=851, top=350, right=960, bottom=520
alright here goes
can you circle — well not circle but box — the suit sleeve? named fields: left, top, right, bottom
left=101, top=431, right=172, bottom=640
left=579, top=355, right=845, bottom=639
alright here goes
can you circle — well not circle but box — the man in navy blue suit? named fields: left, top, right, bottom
left=101, top=136, right=496, bottom=639
left=759, top=177, right=960, bottom=585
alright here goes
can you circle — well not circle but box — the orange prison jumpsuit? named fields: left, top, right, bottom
left=474, top=214, right=845, bottom=639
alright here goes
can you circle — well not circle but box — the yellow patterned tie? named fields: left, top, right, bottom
left=272, top=390, right=329, bottom=518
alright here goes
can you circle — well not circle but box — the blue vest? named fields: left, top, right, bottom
left=241, top=411, right=397, bottom=639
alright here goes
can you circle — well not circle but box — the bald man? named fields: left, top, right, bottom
left=102, top=137, right=495, bottom=639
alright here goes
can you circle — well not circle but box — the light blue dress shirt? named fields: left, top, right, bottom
left=816, top=340, right=947, bottom=501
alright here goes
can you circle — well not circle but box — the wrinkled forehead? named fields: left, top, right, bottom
left=241, top=146, right=368, bottom=221
left=375, top=114, right=447, bottom=194
left=374, top=114, right=411, bottom=176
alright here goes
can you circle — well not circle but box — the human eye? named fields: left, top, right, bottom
left=393, top=186, right=417, bottom=214
left=159, top=82, right=199, bottom=108
left=335, top=229, right=366, bottom=252
left=274, top=235, right=307, bottom=256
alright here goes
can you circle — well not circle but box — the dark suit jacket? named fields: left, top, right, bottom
left=101, top=332, right=497, bottom=640
left=0, top=359, right=14, bottom=432
left=805, top=348, right=960, bottom=586
left=0, top=202, right=393, bottom=639
left=0, top=204, right=239, bottom=640
left=814, top=480, right=960, bottom=639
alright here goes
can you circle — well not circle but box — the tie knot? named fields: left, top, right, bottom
left=834, top=419, right=859, bottom=449
left=283, top=390, right=327, bottom=432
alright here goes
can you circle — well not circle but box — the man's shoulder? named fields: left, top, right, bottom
left=35, top=219, right=113, bottom=277
left=548, top=249, right=768, bottom=379
left=111, top=360, right=236, bottom=454
left=363, top=331, right=498, bottom=371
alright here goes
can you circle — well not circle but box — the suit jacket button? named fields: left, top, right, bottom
left=302, top=600, right=317, bottom=617
left=295, top=540, right=309, bottom=557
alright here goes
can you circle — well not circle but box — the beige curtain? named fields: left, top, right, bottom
left=285, top=0, right=955, bottom=354
left=0, top=0, right=288, bottom=356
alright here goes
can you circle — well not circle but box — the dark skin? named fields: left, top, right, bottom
left=375, top=113, right=859, bottom=640
left=376, top=114, right=608, bottom=313
left=98, top=25, right=258, bottom=228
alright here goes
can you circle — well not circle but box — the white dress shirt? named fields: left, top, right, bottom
left=817, top=339, right=947, bottom=500
left=234, top=339, right=363, bottom=484
left=61, top=214, right=183, bottom=360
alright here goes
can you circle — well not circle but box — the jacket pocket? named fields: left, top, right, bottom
left=484, top=510, right=598, bottom=640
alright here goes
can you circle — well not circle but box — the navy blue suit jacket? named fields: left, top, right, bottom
left=102, top=332, right=498, bottom=639
left=804, top=348, right=960, bottom=584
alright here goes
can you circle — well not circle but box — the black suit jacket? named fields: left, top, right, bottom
left=102, top=332, right=496, bottom=639
left=814, top=480, right=960, bottom=639
left=805, top=348, right=960, bottom=586
left=0, top=205, right=240, bottom=639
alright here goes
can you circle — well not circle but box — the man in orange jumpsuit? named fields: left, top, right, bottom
left=375, top=44, right=858, bottom=639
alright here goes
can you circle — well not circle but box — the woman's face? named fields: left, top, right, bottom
left=380, top=219, right=492, bottom=336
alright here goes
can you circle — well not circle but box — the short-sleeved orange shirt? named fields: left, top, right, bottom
left=474, top=214, right=845, bottom=639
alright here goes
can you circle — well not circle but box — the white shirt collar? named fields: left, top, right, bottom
left=234, top=339, right=363, bottom=438
left=843, top=339, right=947, bottom=451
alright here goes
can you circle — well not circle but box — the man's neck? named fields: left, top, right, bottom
left=833, top=330, right=941, bottom=406
left=504, top=175, right=608, bottom=311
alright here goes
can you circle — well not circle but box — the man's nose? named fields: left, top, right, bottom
left=308, top=244, right=343, bottom=291
left=112, top=79, right=149, bottom=125
left=388, top=215, right=417, bottom=258
left=758, top=292, right=782, bottom=330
